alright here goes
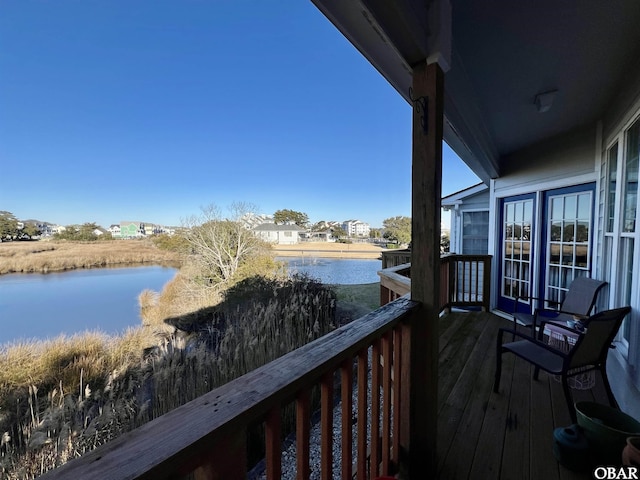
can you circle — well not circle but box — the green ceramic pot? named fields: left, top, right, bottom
left=575, top=402, right=640, bottom=465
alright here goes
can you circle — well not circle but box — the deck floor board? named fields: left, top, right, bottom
left=437, top=311, right=612, bottom=480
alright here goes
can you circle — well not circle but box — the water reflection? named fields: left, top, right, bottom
left=0, top=266, right=177, bottom=343
left=277, top=257, right=381, bottom=285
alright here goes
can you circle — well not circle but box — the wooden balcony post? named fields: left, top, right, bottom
left=401, top=61, right=443, bottom=479
left=191, top=428, right=247, bottom=480
left=483, top=255, right=492, bottom=311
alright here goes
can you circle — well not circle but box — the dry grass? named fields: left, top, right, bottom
left=0, top=330, right=149, bottom=399
left=0, top=240, right=181, bottom=274
left=0, top=273, right=336, bottom=479
left=0, top=327, right=156, bottom=478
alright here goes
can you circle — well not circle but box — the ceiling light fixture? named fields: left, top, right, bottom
left=534, top=90, right=558, bottom=113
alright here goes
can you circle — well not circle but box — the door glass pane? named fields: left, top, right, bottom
left=576, top=220, right=589, bottom=243
left=562, top=221, right=575, bottom=242
left=506, top=203, right=515, bottom=222
left=577, top=193, right=590, bottom=220
left=524, top=201, right=533, bottom=222
left=551, top=197, right=563, bottom=220
left=545, top=190, right=593, bottom=304
left=502, top=199, right=533, bottom=302
left=623, top=118, right=640, bottom=232
left=564, top=195, right=577, bottom=218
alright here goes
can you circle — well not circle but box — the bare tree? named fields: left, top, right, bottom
left=182, top=203, right=272, bottom=287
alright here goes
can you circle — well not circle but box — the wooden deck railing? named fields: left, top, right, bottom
left=378, top=263, right=411, bottom=305
left=41, top=297, right=419, bottom=480
left=379, top=253, right=492, bottom=312
left=380, top=248, right=411, bottom=269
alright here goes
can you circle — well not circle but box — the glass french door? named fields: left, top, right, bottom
left=541, top=185, right=595, bottom=308
left=498, top=186, right=595, bottom=315
left=498, top=195, right=535, bottom=313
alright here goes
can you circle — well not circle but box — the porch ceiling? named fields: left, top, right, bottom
left=311, top=0, right=640, bottom=184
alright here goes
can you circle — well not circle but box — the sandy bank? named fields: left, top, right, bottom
left=271, top=241, right=385, bottom=259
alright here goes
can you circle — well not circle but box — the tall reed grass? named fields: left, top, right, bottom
left=0, top=275, right=336, bottom=478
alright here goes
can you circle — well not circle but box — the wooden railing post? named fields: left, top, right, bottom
left=296, top=390, right=311, bottom=480
left=265, top=408, right=282, bottom=480
left=448, top=255, right=456, bottom=307
left=191, top=429, right=247, bottom=480
left=380, top=284, right=390, bottom=306
left=483, top=255, right=492, bottom=311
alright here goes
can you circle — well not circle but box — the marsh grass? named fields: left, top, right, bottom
left=331, top=283, right=380, bottom=311
left=0, top=275, right=336, bottom=479
left=0, top=240, right=181, bottom=274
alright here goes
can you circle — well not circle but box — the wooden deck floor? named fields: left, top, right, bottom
left=437, top=310, right=610, bottom=480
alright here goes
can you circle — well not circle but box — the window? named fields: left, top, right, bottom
left=601, top=114, right=640, bottom=367
left=462, top=210, right=489, bottom=255
left=606, top=143, right=618, bottom=233
left=623, top=118, right=640, bottom=232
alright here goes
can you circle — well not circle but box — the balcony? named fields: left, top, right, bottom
left=41, top=254, right=605, bottom=479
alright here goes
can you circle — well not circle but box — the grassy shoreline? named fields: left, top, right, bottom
left=271, top=241, right=385, bottom=259
left=0, top=240, right=182, bottom=275
left=0, top=240, right=385, bottom=276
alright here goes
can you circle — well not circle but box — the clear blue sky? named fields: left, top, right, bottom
left=0, top=0, right=479, bottom=229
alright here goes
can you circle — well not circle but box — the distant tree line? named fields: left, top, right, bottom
left=54, top=223, right=111, bottom=241
left=0, top=211, right=41, bottom=241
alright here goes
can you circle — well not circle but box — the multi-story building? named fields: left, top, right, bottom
left=342, top=219, right=371, bottom=237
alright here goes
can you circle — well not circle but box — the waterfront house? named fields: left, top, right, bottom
left=442, top=183, right=490, bottom=255
left=300, top=229, right=334, bottom=242
left=43, top=2, right=640, bottom=479
left=119, top=221, right=145, bottom=239
left=253, top=222, right=305, bottom=245
left=108, top=224, right=121, bottom=237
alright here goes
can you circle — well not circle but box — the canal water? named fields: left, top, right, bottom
left=0, top=266, right=177, bottom=343
left=277, top=257, right=381, bottom=284
left=0, top=258, right=381, bottom=344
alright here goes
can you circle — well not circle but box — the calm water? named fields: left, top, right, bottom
left=277, top=257, right=381, bottom=285
left=0, top=266, right=177, bottom=343
left=0, top=259, right=380, bottom=344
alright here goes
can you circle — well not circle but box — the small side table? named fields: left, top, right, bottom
left=546, top=323, right=595, bottom=390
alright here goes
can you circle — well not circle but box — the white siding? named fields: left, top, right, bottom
left=494, top=125, right=598, bottom=198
